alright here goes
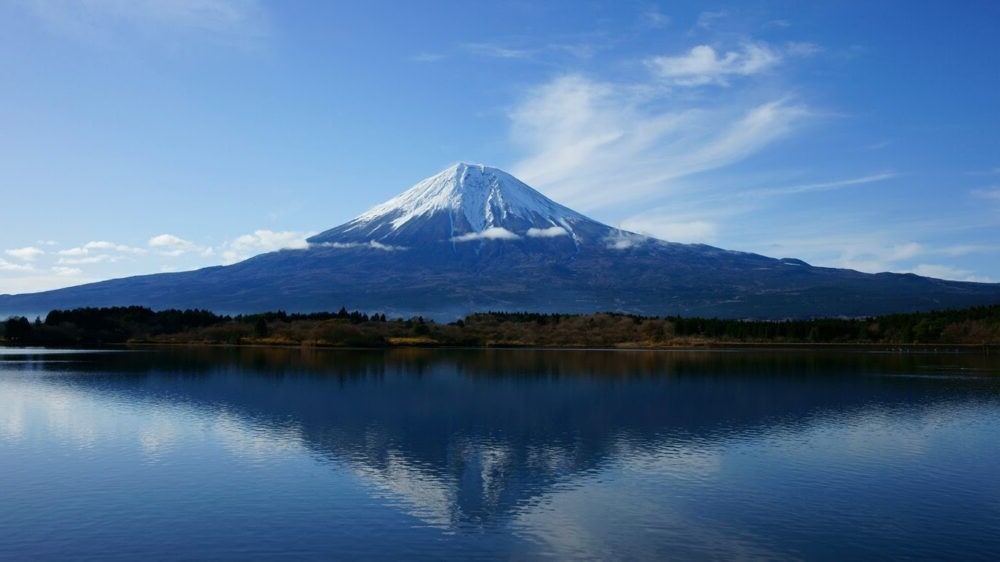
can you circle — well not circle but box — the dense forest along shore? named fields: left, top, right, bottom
left=3, top=305, right=999, bottom=349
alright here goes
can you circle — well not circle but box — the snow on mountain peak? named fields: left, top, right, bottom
left=353, top=162, right=587, bottom=233
left=305, top=163, right=629, bottom=247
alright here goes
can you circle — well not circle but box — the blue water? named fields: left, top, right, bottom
left=1, top=347, right=999, bottom=560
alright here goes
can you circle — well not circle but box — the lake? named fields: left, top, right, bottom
left=1, top=346, right=999, bottom=560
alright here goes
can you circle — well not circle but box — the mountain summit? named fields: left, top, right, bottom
left=2, top=164, right=999, bottom=319
left=308, top=163, right=601, bottom=246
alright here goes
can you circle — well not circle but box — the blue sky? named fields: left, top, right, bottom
left=1, top=0, right=998, bottom=293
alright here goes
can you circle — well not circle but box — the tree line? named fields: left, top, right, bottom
left=2, top=304, right=999, bottom=347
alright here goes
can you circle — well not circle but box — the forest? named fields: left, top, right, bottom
left=2, top=304, right=999, bottom=348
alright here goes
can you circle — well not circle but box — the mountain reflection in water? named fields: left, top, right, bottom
left=1, top=347, right=998, bottom=559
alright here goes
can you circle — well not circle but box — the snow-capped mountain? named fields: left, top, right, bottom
left=2, top=163, right=999, bottom=319
left=308, top=163, right=612, bottom=247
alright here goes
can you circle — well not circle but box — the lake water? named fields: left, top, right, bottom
left=1, top=347, right=999, bottom=560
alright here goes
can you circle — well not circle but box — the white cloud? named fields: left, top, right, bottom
left=221, top=229, right=311, bottom=264
left=58, top=240, right=147, bottom=258
left=910, top=264, right=993, bottom=283
left=645, top=41, right=819, bottom=87
left=888, top=242, right=924, bottom=261
left=972, top=186, right=1000, bottom=200
left=746, top=172, right=897, bottom=198
left=0, top=259, right=35, bottom=272
left=694, top=10, right=729, bottom=31
left=56, top=254, right=125, bottom=265
left=83, top=240, right=146, bottom=254
left=546, top=42, right=601, bottom=60
left=463, top=43, right=533, bottom=59
left=318, top=241, right=406, bottom=251
left=643, top=9, right=671, bottom=28
left=966, top=168, right=1000, bottom=177
left=454, top=41, right=600, bottom=64
left=26, top=0, right=265, bottom=30
left=730, top=227, right=935, bottom=275
left=750, top=234, right=989, bottom=282
left=936, top=244, right=1000, bottom=257
left=5, top=247, right=45, bottom=261
left=510, top=74, right=810, bottom=210
left=52, top=266, right=83, bottom=276
left=619, top=217, right=717, bottom=243
left=764, top=19, right=792, bottom=29
left=411, top=52, right=446, bottom=63
left=149, top=233, right=199, bottom=256
left=785, top=41, right=822, bottom=57
left=604, top=231, right=648, bottom=250
left=21, top=0, right=268, bottom=46
left=824, top=239, right=928, bottom=274
left=0, top=273, right=98, bottom=294
left=451, top=227, right=520, bottom=242
left=646, top=43, right=780, bottom=86
left=526, top=226, right=570, bottom=238
left=57, top=247, right=88, bottom=257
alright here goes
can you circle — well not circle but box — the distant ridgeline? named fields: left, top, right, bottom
left=2, top=305, right=999, bottom=347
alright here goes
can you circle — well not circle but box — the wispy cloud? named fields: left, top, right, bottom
left=58, top=240, right=146, bottom=257
left=509, top=73, right=810, bottom=210
left=52, top=266, right=83, bottom=277
left=763, top=19, right=792, bottom=29
left=910, top=264, right=993, bottom=283
left=646, top=41, right=817, bottom=87
left=462, top=42, right=533, bottom=60
left=54, top=240, right=147, bottom=265
left=0, top=259, right=35, bottom=273
left=81, top=240, right=146, bottom=254
left=694, top=10, right=729, bottom=32
left=936, top=244, right=1000, bottom=257
left=745, top=172, right=897, bottom=198
left=724, top=221, right=998, bottom=281
left=613, top=171, right=897, bottom=246
left=458, top=40, right=601, bottom=63
left=619, top=217, right=718, bottom=243
left=5, top=247, right=45, bottom=262
left=410, top=52, right=447, bottom=63
left=0, top=273, right=98, bottom=294
left=972, top=186, right=1000, bottom=200
left=57, top=254, right=123, bottom=266
left=21, top=0, right=268, bottom=47
left=646, top=43, right=781, bottom=86
left=966, top=168, right=1000, bottom=177
left=642, top=9, right=671, bottom=29
left=220, top=229, right=311, bottom=264
left=757, top=234, right=927, bottom=274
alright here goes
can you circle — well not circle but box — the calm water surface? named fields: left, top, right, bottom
left=1, top=347, right=999, bottom=560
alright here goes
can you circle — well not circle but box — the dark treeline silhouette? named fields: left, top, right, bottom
left=2, top=304, right=999, bottom=347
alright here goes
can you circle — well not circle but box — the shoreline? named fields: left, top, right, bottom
left=4, top=340, right=996, bottom=354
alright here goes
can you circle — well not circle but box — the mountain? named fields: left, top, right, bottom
left=308, top=163, right=598, bottom=246
left=3, top=162, right=1000, bottom=319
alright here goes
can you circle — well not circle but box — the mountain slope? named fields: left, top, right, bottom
left=2, top=163, right=999, bottom=319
